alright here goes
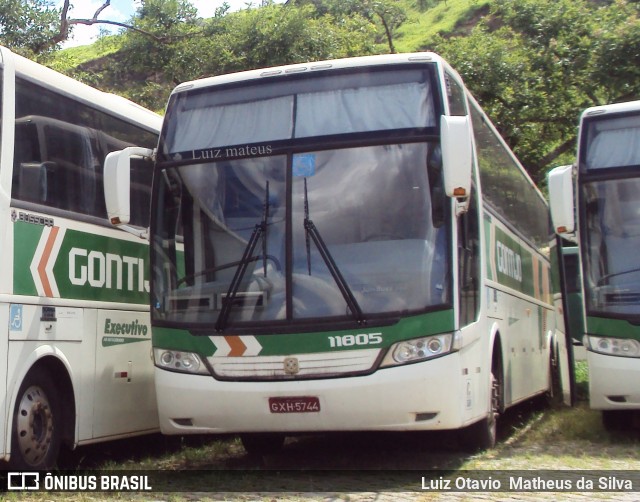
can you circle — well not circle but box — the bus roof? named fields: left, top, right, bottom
left=1, top=46, right=162, bottom=133
left=171, top=52, right=452, bottom=97
left=581, top=99, right=640, bottom=120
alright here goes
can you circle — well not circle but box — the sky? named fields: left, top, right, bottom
left=60, top=0, right=270, bottom=47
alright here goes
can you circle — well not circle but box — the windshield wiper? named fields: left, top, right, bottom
left=303, top=178, right=365, bottom=325
left=597, top=266, right=640, bottom=286
left=215, top=181, right=270, bottom=332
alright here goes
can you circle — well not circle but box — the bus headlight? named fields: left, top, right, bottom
left=381, top=334, right=454, bottom=367
left=583, top=335, right=640, bottom=358
left=154, top=348, right=209, bottom=374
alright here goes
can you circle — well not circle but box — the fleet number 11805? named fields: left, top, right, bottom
left=328, top=333, right=383, bottom=348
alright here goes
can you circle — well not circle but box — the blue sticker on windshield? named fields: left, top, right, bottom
left=293, top=154, right=316, bottom=177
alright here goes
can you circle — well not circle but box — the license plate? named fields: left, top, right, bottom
left=269, top=396, right=321, bottom=413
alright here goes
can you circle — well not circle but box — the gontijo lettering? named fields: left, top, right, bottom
left=69, top=248, right=149, bottom=292
left=496, top=241, right=522, bottom=282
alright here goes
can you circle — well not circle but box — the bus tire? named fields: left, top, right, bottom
left=240, top=433, right=285, bottom=456
left=9, top=367, right=62, bottom=470
left=546, top=346, right=563, bottom=407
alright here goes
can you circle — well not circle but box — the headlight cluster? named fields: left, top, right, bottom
left=154, top=348, right=209, bottom=374
left=584, top=335, right=640, bottom=358
left=381, top=333, right=454, bottom=367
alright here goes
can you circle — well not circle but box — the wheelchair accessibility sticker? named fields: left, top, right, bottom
left=10, top=304, right=23, bottom=331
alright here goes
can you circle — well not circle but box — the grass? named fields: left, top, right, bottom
left=395, top=0, right=491, bottom=53
left=8, top=360, right=640, bottom=501
left=48, top=35, right=124, bottom=73
left=461, top=402, right=640, bottom=470
left=459, top=359, right=640, bottom=470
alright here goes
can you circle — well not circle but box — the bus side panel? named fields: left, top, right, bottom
left=486, top=287, right=548, bottom=405
left=484, top=215, right=552, bottom=406
left=78, top=309, right=97, bottom=441
left=92, top=310, right=157, bottom=438
left=6, top=304, right=85, bottom=436
left=10, top=213, right=158, bottom=443
left=0, top=306, right=9, bottom=460
left=456, top=318, right=492, bottom=424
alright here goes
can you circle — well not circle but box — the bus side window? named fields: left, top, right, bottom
left=445, top=72, right=467, bottom=116
left=42, top=124, right=98, bottom=214
left=13, top=122, right=47, bottom=203
left=14, top=78, right=157, bottom=222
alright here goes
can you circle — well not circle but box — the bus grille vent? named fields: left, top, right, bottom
left=207, top=348, right=381, bottom=380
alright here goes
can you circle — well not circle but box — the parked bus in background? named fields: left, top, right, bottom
left=549, top=100, right=640, bottom=430
left=0, top=45, right=161, bottom=469
left=106, top=53, right=572, bottom=454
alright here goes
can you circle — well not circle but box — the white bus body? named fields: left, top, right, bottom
left=549, top=100, right=640, bottom=429
left=107, top=53, right=571, bottom=452
left=0, top=46, right=162, bottom=469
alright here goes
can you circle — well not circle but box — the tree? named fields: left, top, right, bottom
left=433, top=0, right=640, bottom=183
left=88, top=1, right=376, bottom=111
left=0, top=0, right=62, bottom=57
left=292, top=0, right=407, bottom=53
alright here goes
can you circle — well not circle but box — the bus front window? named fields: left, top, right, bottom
left=580, top=113, right=640, bottom=319
left=152, top=64, right=450, bottom=330
left=153, top=155, right=288, bottom=326
left=152, top=142, right=450, bottom=329
left=583, top=178, right=640, bottom=318
left=291, top=143, right=448, bottom=319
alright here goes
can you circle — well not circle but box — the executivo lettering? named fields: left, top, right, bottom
left=104, top=318, right=148, bottom=336
left=69, top=248, right=149, bottom=293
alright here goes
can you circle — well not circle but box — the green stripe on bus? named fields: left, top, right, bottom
left=586, top=316, right=640, bottom=341
left=13, top=221, right=150, bottom=304
left=153, top=308, right=455, bottom=357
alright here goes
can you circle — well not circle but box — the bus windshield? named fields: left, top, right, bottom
left=582, top=113, right=640, bottom=170
left=152, top=66, right=450, bottom=330
left=580, top=111, right=640, bottom=319
left=582, top=178, right=640, bottom=318
left=161, top=68, right=434, bottom=157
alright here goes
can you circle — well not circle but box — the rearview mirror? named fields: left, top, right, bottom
left=441, top=115, right=473, bottom=213
left=104, top=147, right=153, bottom=234
left=547, top=164, right=576, bottom=238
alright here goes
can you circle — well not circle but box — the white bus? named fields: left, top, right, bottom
left=106, top=53, right=571, bottom=453
left=549, top=101, right=640, bottom=430
left=0, top=46, right=162, bottom=469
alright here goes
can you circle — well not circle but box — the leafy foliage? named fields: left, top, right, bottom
left=0, top=0, right=639, bottom=182
left=83, top=0, right=377, bottom=112
left=433, top=0, right=640, bottom=183
left=0, top=0, right=61, bottom=57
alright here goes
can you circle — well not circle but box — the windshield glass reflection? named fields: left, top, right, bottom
left=152, top=143, right=450, bottom=328
left=582, top=178, right=640, bottom=317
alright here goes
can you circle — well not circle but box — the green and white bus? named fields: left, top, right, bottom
left=106, top=53, right=571, bottom=453
left=549, top=101, right=640, bottom=429
left=0, top=46, right=161, bottom=469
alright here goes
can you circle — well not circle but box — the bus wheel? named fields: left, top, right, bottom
left=9, top=368, right=62, bottom=470
left=461, top=370, right=501, bottom=451
left=546, top=348, right=563, bottom=407
left=240, top=433, right=285, bottom=456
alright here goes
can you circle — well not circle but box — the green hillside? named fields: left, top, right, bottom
left=53, top=0, right=486, bottom=78
left=47, top=0, right=488, bottom=115
left=47, top=35, right=120, bottom=75
left=394, top=0, right=490, bottom=52
left=45, top=0, right=640, bottom=179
